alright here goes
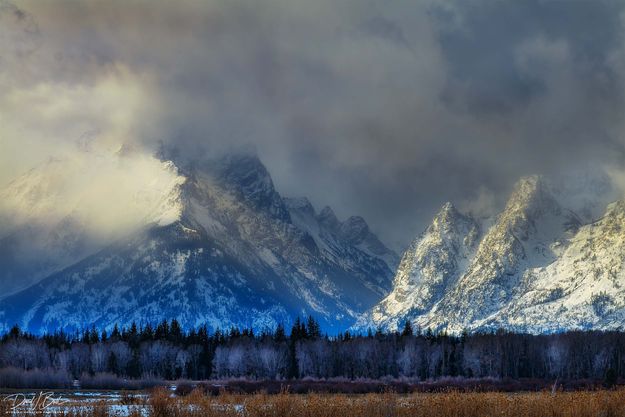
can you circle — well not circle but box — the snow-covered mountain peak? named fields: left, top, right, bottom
left=436, top=200, right=457, bottom=215
left=339, top=216, right=370, bottom=243
left=416, top=175, right=574, bottom=330
left=353, top=202, right=479, bottom=331
left=284, top=197, right=316, bottom=217
left=429, top=202, right=467, bottom=231
left=318, top=206, right=341, bottom=230
left=503, top=175, right=557, bottom=218
left=211, top=153, right=290, bottom=221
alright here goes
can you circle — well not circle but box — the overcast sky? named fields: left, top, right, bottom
left=2, top=0, right=625, bottom=250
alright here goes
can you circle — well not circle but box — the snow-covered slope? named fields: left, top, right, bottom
left=0, top=152, right=398, bottom=334
left=358, top=174, right=625, bottom=334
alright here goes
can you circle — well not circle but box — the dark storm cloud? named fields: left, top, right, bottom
left=3, top=0, right=625, bottom=249
left=438, top=1, right=625, bottom=113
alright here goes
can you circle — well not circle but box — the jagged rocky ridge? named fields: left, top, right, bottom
left=356, top=174, right=625, bottom=334
left=0, top=151, right=398, bottom=334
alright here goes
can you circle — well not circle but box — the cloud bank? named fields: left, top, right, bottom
left=2, top=0, right=625, bottom=249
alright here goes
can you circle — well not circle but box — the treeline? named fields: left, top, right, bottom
left=1, top=319, right=624, bottom=386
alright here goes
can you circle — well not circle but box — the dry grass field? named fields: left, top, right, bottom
left=4, top=387, right=625, bottom=417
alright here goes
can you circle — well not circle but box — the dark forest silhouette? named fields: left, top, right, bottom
left=1, top=318, right=624, bottom=389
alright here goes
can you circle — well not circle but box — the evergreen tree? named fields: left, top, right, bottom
left=605, top=368, right=617, bottom=389
left=307, top=316, right=321, bottom=339
left=229, top=327, right=241, bottom=339
left=170, top=319, right=183, bottom=344
left=107, top=352, right=118, bottom=374
left=111, top=324, right=121, bottom=341
left=8, top=325, right=21, bottom=339
left=287, top=338, right=299, bottom=379
left=142, top=323, right=154, bottom=341
left=287, top=318, right=304, bottom=379
left=90, top=327, right=99, bottom=344
left=401, top=321, right=414, bottom=337
left=155, top=320, right=169, bottom=340
left=274, top=323, right=287, bottom=343
left=291, top=317, right=303, bottom=340
left=126, top=350, right=141, bottom=378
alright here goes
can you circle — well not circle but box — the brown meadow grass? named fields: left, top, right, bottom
left=6, top=387, right=625, bottom=417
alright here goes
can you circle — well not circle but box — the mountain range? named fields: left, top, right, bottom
left=2, top=148, right=625, bottom=336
